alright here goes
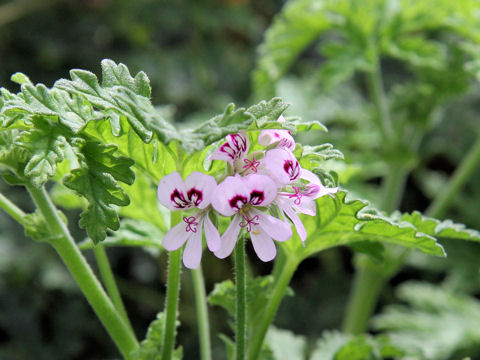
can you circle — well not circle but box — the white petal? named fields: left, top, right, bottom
left=301, top=169, right=338, bottom=199
left=283, top=203, right=307, bottom=243
left=295, top=197, right=316, bottom=216
left=183, top=225, right=203, bottom=269
left=204, top=214, right=221, bottom=252
left=211, top=176, right=249, bottom=216
left=258, top=129, right=295, bottom=151
left=162, top=220, right=191, bottom=251
left=264, top=148, right=300, bottom=185
left=214, top=214, right=242, bottom=259
left=253, top=209, right=292, bottom=242
left=184, top=172, right=217, bottom=209
left=157, top=171, right=188, bottom=211
left=243, top=174, right=277, bottom=207
left=250, top=230, right=276, bottom=262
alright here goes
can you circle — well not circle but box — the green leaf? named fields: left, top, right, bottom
left=23, top=210, right=66, bottom=243
left=373, top=282, right=480, bottom=360
left=130, top=312, right=182, bottom=360
left=15, top=117, right=68, bottom=187
left=397, top=211, right=480, bottom=242
left=253, top=0, right=330, bottom=97
left=10, top=72, right=32, bottom=86
left=208, top=276, right=290, bottom=328
left=282, top=191, right=445, bottom=261
left=310, top=331, right=403, bottom=360
left=266, top=327, right=306, bottom=360
left=63, top=139, right=134, bottom=243
left=78, top=219, right=164, bottom=252
left=55, top=59, right=177, bottom=144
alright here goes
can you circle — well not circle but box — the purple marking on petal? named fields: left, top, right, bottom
left=171, top=189, right=190, bottom=209
left=249, top=190, right=265, bottom=206
left=219, top=132, right=248, bottom=160
left=229, top=195, right=248, bottom=212
left=187, top=188, right=203, bottom=206
left=283, top=159, right=300, bottom=181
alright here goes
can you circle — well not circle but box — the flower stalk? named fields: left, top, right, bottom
left=192, top=266, right=212, bottom=360
left=26, top=184, right=138, bottom=359
left=235, top=234, right=247, bottom=360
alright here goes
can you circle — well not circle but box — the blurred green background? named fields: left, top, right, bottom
left=1, top=0, right=480, bottom=359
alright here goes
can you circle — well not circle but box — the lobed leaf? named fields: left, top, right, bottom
left=63, top=140, right=135, bottom=244
left=373, top=282, right=480, bottom=360
left=283, top=191, right=446, bottom=261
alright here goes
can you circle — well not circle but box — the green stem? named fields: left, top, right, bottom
left=192, top=267, right=212, bottom=360
left=0, top=192, right=25, bottom=224
left=93, top=244, right=135, bottom=337
left=235, top=235, right=247, bottom=360
left=342, top=259, right=388, bottom=334
left=248, top=256, right=299, bottom=360
left=379, top=165, right=409, bottom=213
left=161, top=211, right=183, bottom=360
left=427, top=135, right=480, bottom=218
left=26, top=185, right=138, bottom=358
left=368, top=59, right=394, bottom=143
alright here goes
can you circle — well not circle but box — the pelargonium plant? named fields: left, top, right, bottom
left=1, top=60, right=478, bottom=360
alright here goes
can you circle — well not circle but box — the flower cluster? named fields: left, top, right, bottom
left=157, top=116, right=338, bottom=268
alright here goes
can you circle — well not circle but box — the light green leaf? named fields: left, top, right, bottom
left=253, top=0, right=330, bottom=97
left=310, top=331, right=402, bottom=360
left=397, top=211, right=480, bottom=242
left=373, top=282, right=480, bottom=360
left=266, top=327, right=306, bottom=360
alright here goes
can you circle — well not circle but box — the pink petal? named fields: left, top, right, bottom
left=157, top=171, right=188, bottom=211
left=301, top=169, right=338, bottom=199
left=243, top=174, right=277, bottom=207
left=185, top=172, right=217, bottom=209
left=209, top=131, right=249, bottom=164
left=250, top=230, right=276, bottom=262
left=253, top=209, right=292, bottom=242
left=258, top=129, right=295, bottom=151
left=204, top=214, right=221, bottom=252
left=264, top=148, right=301, bottom=185
left=183, top=225, right=203, bottom=269
left=295, top=196, right=316, bottom=216
left=162, top=220, right=191, bottom=251
left=282, top=202, right=307, bottom=243
left=214, top=214, right=242, bottom=259
left=211, top=176, right=249, bottom=216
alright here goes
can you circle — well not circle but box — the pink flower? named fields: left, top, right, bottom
left=258, top=116, right=295, bottom=151
left=157, top=171, right=221, bottom=269
left=276, top=169, right=338, bottom=243
left=263, top=148, right=301, bottom=185
left=212, top=174, right=292, bottom=262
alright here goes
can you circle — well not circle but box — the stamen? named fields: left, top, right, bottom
left=239, top=214, right=260, bottom=233
left=183, top=216, right=199, bottom=232
left=243, top=156, right=260, bottom=173
left=288, top=187, right=303, bottom=205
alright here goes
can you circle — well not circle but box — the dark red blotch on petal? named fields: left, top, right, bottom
left=229, top=195, right=248, bottom=211
left=249, top=190, right=264, bottom=205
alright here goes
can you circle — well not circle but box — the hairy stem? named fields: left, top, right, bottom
left=235, top=236, right=247, bottom=360
left=93, top=244, right=135, bottom=337
left=192, top=267, right=212, bottom=360
left=26, top=185, right=138, bottom=358
left=0, top=192, right=25, bottom=224
left=161, top=211, right=183, bottom=360
left=248, top=256, right=299, bottom=360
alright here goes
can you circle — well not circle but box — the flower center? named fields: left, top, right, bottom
left=288, top=186, right=303, bottom=205
left=171, top=189, right=190, bottom=209
left=240, top=214, right=260, bottom=232
left=183, top=216, right=199, bottom=232
left=229, top=195, right=248, bottom=212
